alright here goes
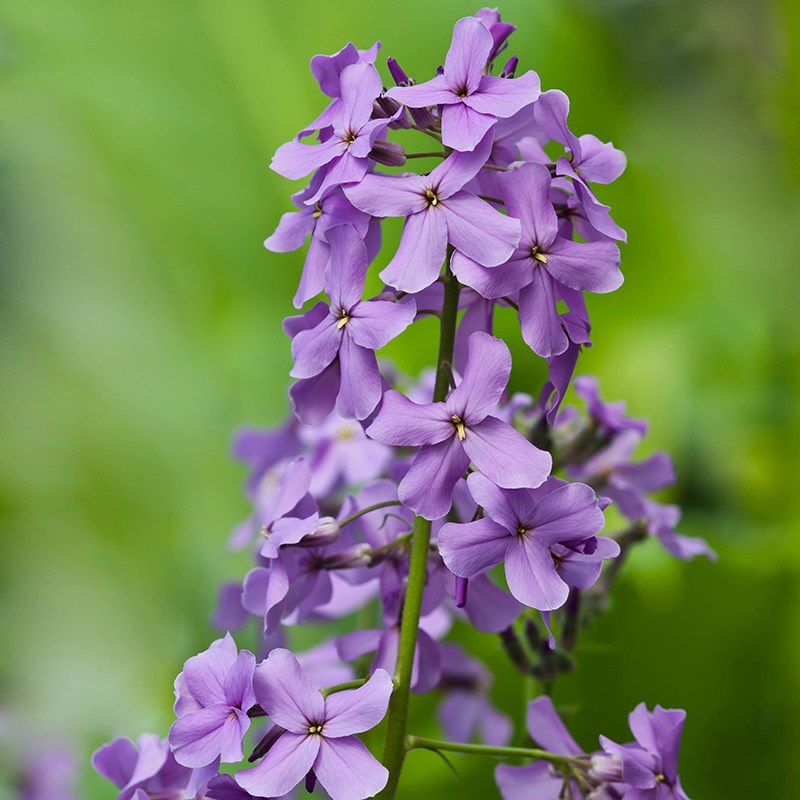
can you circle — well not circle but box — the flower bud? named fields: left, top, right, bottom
left=297, top=516, right=340, bottom=549
left=589, top=754, right=624, bottom=784
left=369, top=140, right=407, bottom=167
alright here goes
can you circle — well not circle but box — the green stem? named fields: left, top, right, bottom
left=337, top=500, right=403, bottom=529
left=378, top=259, right=461, bottom=799
left=320, top=677, right=369, bottom=697
left=405, top=736, right=579, bottom=768
left=406, top=151, right=448, bottom=159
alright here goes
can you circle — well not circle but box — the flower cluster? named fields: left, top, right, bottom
left=94, top=8, right=711, bottom=799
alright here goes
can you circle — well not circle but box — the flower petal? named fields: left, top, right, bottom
left=290, top=314, right=341, bottom=379
left=545, top=236, right=622, bottom=293
left=344, top=172, right=429, bottom=217
left=441, top=102, right=497, bottom=152
left=399, top=436, right=471, bottom=520
left=380, top=208, right=448, bottom=293
left=505, top=535, right=569, bottom=610
left=385, top=74, right=455, bottom=108
left=463, top=416, right=551, bottom=489
left=325, top=225, right=368, bottom=310
left=347, top=299, right=416, bottom=350
left=323, top=669, right=393, bottom=737
left=498, top=162, right=558, bottom=248
left=526, top=696, right=582, bottom=755
left=290, top=360, right=341, bottom=426
left=336, top=337, right=382, bottom=421
left=446, top=332, right=510, bottom=423
left=466, top=71, right=540, bottom=117
left=439, top=518, right=510, bottom=578
left=271, top=136, right=344, bottom=180
left=253, top=649, right=325, bottom=733
left=444, top=192, right=520, bottom=266
left=169, top=705, right=249, bottom=768
left=313, top=736, right=389, bottom=800
left=444, top=17, right=493, bottom=96
left=518, top=268, right=568, bottom=359
left=366, top=391, right=452, bottom=446
left=235, top=732, right=320, bottom=798
left=530, top=482, right=604, bottom=545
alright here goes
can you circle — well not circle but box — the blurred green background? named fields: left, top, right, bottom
left=1, top=0, right=799, bottom=797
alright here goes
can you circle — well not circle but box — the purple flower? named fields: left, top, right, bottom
left=169, top=634, right=256, bottom=770
left=288, top=225, right=416, bottom=422
left=367, top=332, right=552, bottom=520
left=92, top=734, right=192, bottom=800
left=439, top=473, right=614, bottom=611
left=235, top=649, right=392, bottom=800
left=452, top=162, right=622, bottom=358
left=533, top=89, right=627, bottom=242
left=495, top=696, right=583, bottom=800
left=344, top=132, right=520, bottom=292
left=599, top=704, right=691, bottom=800
left=271, top=63, right=396, bottom=204
left=574, top=376, right=647, bottom=437
left=265, top=185, right=374, bottom=308
left=386, top=17, right=540, bottom=152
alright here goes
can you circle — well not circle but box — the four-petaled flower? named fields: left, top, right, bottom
left=235, top=649, right=393, bottom=800
left=386, top=17, right=540, bottom=152
left=367, top=332, right=552, bottom=520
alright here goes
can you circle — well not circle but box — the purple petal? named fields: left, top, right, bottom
left=495, top=762, right=563, bottom=800
left=444, top=192, right=520, bottom=266
left=466, top=472, right=531, bottom=531
left=463, top=416, right=552, bottom=489
left=529, top=482, right=604, bottom=545
left=290, top=314, right=341, bottom=379
left=344, top=172, right=429, bottom=217
left=325, top=225, right=367, bottom=310
left=545, top=236, right=622, bottom=293
left=260, top=514, right=319, bottom=559
left=312, top=736, right=389, bottom=800
left=441, top=102, right=497, bottom=152
left=466, top=72, right=540, bottom=117
left=532, top=90, right=580, bottom=154
left=290, top=360, right=340, bottom=425
left=347, top=299, right=416, bottom=350
left=170, top=705, right=249, bottom=767
left=438, top=518, right=510, bottom=577
left=444, top=17, right=493, bottom=96
left=294, top=235, right=330, bottom=308
left=253, top=649, right=325, bottom=733
left=385, top=74, right=455, bottom=108
left=264, top=207, right=314, bottom=253
left=271, top=136, right=343, bottom=180
left=629, top=703, right=686, bottom=782
left=518, top=268, right=568, bottom=358
left=181, top=634, right=238, bottom=709
left=336, top=629, right=383, bottom=662
left=616, top=452, right=676, bottom=492
left=336, top=337, right=382, bottom=420
left=430, top=130, right=493, bottom=199
left=556, top=536, right=619, bottom=590
left=526, top=696, right=582, bottom=755
left=266, top=457, right=313, bottom=522
left=462, top=573, right=522, bottom=632
left=451, top=251, right=531, bottom=299
left=572, top=179, right=627, bottom=242
left=223, top=650, right=257, bottom=710
left=91, top=738, right=138, bottom=789
left=505, top=535, right=569, bottom=610
left=235, top=732, right=320, bottom=798
left=498, top=162, right=558, bottom=247
left=366, top=391, right=452, bottom=446
left=336, top=63, right=382, bottom=133
left=380, top=208, right=448, bottom=293
left=310, top=43, right=360, bottom=98
left=575, top=133, right=626, bottom=183
left=323, top=669, right=393, bottom=737
left=657, top=530, right=717, bottom=562
left=399, top=436, right=471, bottom=520
left=447, top=332, right=510, bottom=423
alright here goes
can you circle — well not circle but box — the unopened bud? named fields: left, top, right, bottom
left=369, top=140, right=407, bottom=167
left=500, top=55, right=518, bottom=78
left=589, top=754, right=623, bottom=784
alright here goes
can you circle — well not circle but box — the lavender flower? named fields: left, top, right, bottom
left=344, top=132, right=520, bottom=292
left=439, top=472, right=615, bottom=610
left=288, top=224, right=416, bottom=422
left=235, top=649, right=392, bottom=800
left=386, top=17, right=540, bottom=152
left=367, top=332, right=552, bottom=519
left=598, top=704, right=691, bottom=800
left=169, top=633, right=256, bottom=769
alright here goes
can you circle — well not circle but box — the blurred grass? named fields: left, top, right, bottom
left=1, top=0, right=798, bottom=797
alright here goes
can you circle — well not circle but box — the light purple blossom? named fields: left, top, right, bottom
left=235, top=649, right=392, bottom=800
left=345, top=132, right=520, bottom=292
left=386, top=17, right=540, bottom=152
left=368, top=332, right=551, bottom=519
left=92, top=734, right=192, bottom=800
left=598, top=704, right=691, bottom=800
left=288, top=225, right=416, bottom=422
left=272, top=63, right=396, bottom=205
left=169, top=634, right=256, bottom=770
left=452, top=162, right=622, bottom=358
left=439, top=473, right=615, bottom=611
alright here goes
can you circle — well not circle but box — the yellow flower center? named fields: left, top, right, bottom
left=425, top=188, right=440, bottom=207
left=451, top=415, right=466, bottom=440
left=531, top=245, right=548, bottom=264
left=308, top=723, right=324, bottom=735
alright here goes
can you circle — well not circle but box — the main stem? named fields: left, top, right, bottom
left=379, top=258, right=461, bottom=798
